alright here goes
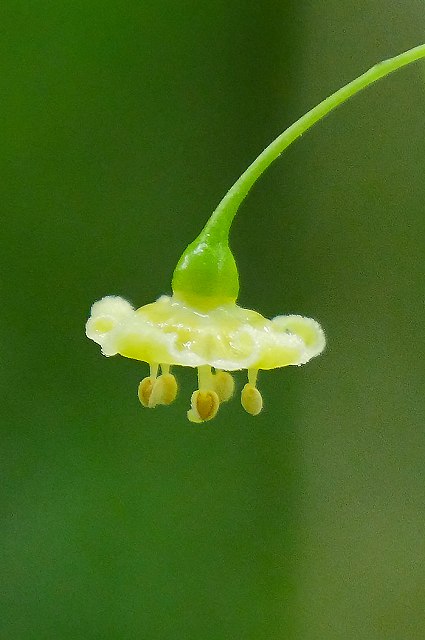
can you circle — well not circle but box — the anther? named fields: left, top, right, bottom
left=241, top=382, right=263, bottom=416
left=149, top=372, right=178, bottom=407
left=138, top=377, right=155, bottom=407
left=187, top=389, right=220, bottom=423
left=138, top=363, right=160, bottom=408
left=213, top=370, right=234, bottom=402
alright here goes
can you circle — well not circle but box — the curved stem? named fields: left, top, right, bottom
left=206, top=44, right=425, bottom=235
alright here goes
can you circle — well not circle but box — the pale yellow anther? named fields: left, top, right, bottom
left=187, top=409, right=203, bottom=424
left=241, top=383, right=263, bottom=416
left=213, top=370, right=235, bottom=402
left=149, top=373, right=178, bottom=407
left=187, top=389, right=220, bottom=423
left=138, top=377, right=155, bottom=407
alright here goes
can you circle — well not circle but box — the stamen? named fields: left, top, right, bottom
left=187, top=389, right=220, bottom=423
left=197, top=365, right=213, bottom=391
left=213, top=370, right=234, bottom=402
left=149, top=363, right=159, bottom=380
left=138, top=363, right=160, bottom=408
left=150, top=372, right=178, bottom=407
left=138, top=377, right=155, bottom=407
left=241, top=373, right=263, bottom=416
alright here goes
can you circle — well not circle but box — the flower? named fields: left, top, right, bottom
left=86, top=293, right=325, bottom=422
left=85, top=44, right=425, bottom=422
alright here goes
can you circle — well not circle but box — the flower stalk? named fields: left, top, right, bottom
left=172, top=44, right=425, bottom=308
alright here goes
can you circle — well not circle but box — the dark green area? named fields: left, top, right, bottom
left=1, top=2, right=425, bottom=638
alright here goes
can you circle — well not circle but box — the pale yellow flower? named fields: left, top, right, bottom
left=86, top=294, right=325, bottom=422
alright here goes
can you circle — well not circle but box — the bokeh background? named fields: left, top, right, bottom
left=1, top=2, right=425, bottom=638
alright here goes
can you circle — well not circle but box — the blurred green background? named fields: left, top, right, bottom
left=1, top=2, right=425, bottom=638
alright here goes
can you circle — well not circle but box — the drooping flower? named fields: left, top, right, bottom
left=86, top=293, right=325, bottom=422
left=86, top=44, right=425, bottom=422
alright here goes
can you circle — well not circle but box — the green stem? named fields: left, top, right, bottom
left=173, top=44, right=425, bottom=308
left=206, top=43, right=425, bottom=236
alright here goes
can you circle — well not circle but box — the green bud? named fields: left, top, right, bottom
left=172, top=225, right=239, bottom=310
